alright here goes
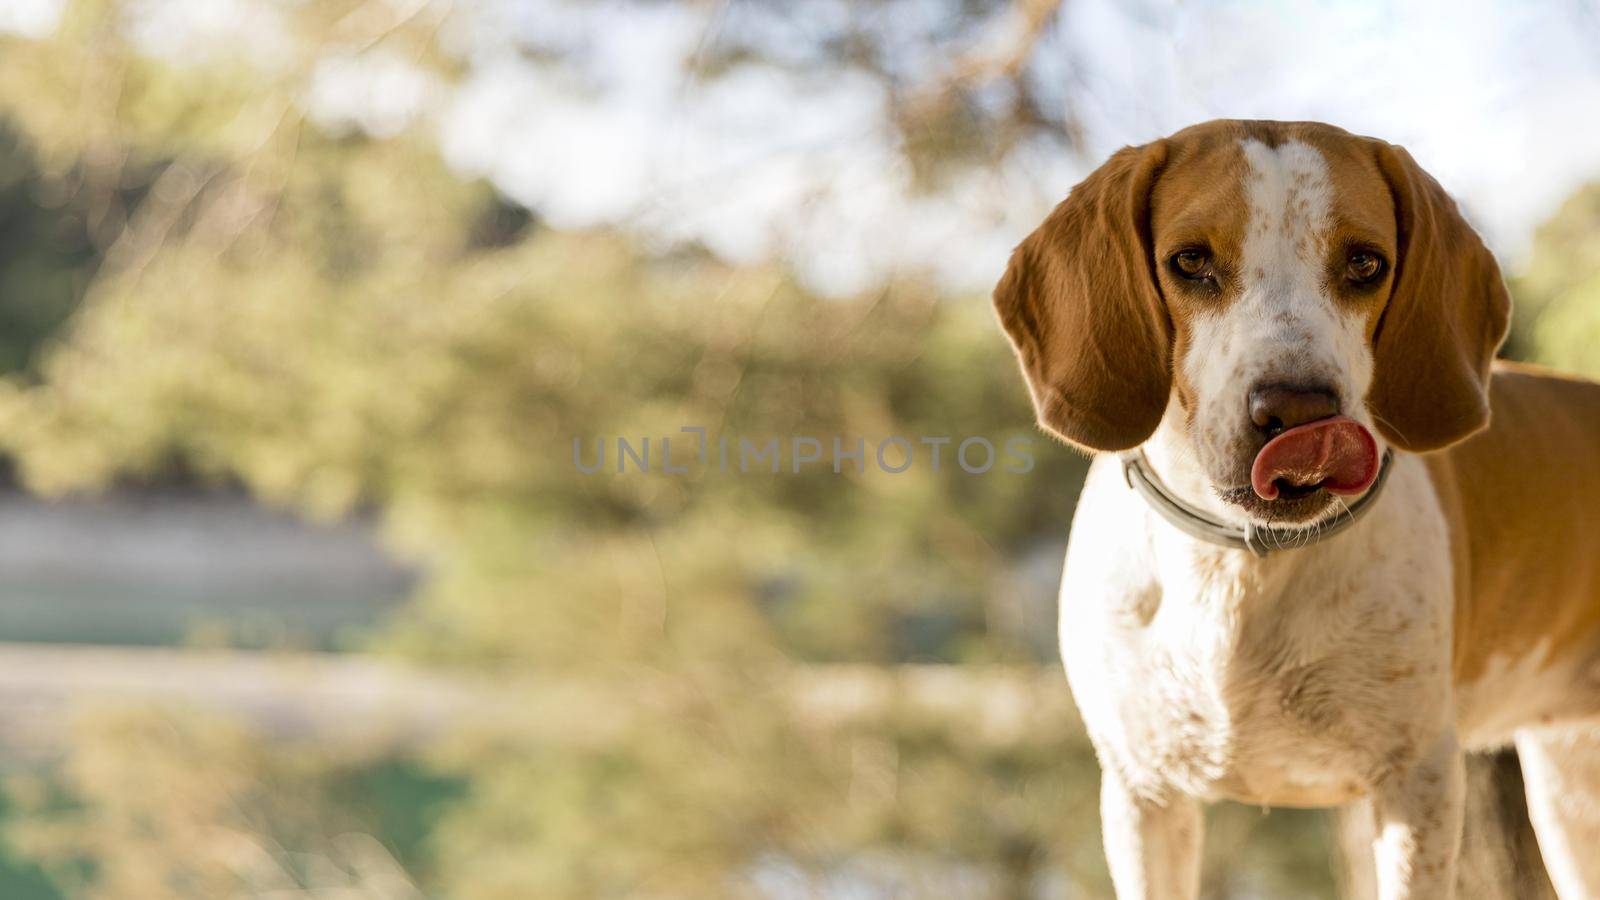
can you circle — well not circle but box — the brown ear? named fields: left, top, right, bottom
left=1369, top=144, right=1510, bottom=452
left=992, top=142, right=1171, bottom=452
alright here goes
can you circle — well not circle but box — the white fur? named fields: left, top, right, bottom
left=1065, top=451, right=1460, bottom=899
left=1064, top=139, right=1468, bottom=899
left=1516, top=727, right=1600, bottom=897
left=1174, top=139, right=1384, bottom=504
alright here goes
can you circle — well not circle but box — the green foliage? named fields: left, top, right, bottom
left=5, top=705, right=424, bottom=899
left=1513, top=183, right=1600, bottom=375
left=417, top=670, right=1108, bottom=899
left=0, top=123, right=103, bottom=374
left=0, top=4, right=1118, bottom=894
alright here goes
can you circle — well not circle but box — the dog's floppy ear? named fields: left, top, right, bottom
left=1368, top=144, right=1510, bottom=452
left=992, top=142, right=1172, bottom=452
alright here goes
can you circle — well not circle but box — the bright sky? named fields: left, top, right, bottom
left=14, top=0, right=1600, bottom=298
left=437, top=0, right=1600, bottom=297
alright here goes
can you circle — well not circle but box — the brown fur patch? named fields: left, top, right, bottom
left=1431, top=362, right=1600, bottom=684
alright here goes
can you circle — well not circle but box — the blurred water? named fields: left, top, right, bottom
left=0, top=490, right=415, bottom=648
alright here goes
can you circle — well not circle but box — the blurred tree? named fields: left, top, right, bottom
left=0, top=0, right=1419, bottom=896
left=7, top=705, right=423, bottom=899
left=0, top=122, right=107, bottom=375
left=1512, top=182, right=1600, bottom=375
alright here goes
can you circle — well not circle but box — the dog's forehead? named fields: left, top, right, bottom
left=1148, top=135, right=1251, bottom=251
left=1151, top=122, right=1396, bottom=251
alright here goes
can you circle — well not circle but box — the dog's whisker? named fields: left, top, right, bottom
left=1368, top=412, right=1409, bottom=447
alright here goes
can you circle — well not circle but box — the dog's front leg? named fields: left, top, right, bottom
left=1100, top=769, right=1202, bottom=900
left=1371, top=730, right=1465, bottom=900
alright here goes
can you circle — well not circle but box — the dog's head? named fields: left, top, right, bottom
left=994, top=119, right=1509, bottom=525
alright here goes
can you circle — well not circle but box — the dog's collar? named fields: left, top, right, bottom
left=1119, top=448, right=1396, bottom=558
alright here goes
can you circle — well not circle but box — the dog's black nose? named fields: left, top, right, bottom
left=1249, top=384, right=1339, bottom=435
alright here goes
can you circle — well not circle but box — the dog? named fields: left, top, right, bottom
left=992, top=119, right=1600, bottom=899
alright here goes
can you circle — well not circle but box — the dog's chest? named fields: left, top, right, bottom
left=1110, top=606, right=1424, bottom=805
left=1060, top=456, right=1453, bottom=806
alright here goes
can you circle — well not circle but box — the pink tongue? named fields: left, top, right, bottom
left=1250, top=415, right=1379, bottom=500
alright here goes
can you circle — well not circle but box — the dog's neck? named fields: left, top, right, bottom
left=1140, top=403, right=1249, bottom=526
left=1133, top=401, right=1404, bottom=593
left=1135, top=403, right=1345, bottom=593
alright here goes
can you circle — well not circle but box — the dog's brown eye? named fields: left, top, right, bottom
left=1346, top=252, right=1384, bottom=284
left=1171, top=249, right=1211, bottom=280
